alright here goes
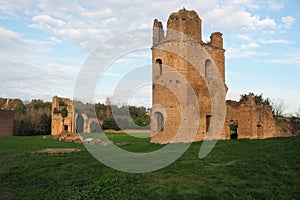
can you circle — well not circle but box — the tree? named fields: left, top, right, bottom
left=13, top=99, right=52, bottom=136
left=60, top=107, right=68, bottom=118
left=102, top=117, right=120, bottom=130
left=271, top=98, right=288, bottom=117
left=60, top=107, right=68, bottom=131
left=295, top=107, right=300, bottom=118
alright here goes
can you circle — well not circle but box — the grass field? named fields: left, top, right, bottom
left=0, top=133, right=299, bottom=199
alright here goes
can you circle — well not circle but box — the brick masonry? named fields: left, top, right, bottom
left=0, top=109, right=14, bottom=136
left=151, top=8, right=299, bottom=143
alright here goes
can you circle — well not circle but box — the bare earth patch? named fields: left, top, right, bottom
left=32, top=148, right=81, bottom=154
left=146, top=177, right=204, bottom=185
left=116, top=142, right=132, bottom=146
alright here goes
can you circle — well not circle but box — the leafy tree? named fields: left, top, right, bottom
left=13, top=99, right=52, bottom=136
left=59, top=99, right=66, bottom=106
left=60, top=107, right=68, bottom=118
left=60, top=107, right=68, bottom=131
left=102, top=117, right=120, bottom=130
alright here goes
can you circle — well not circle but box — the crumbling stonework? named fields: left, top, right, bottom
left=151, top=8, right=299, bottom=143
left=223, top=96, right=296, bottom=139
left=51, top=96, right=99, bottom=141
left=51, top=96, right=76, bottom=135
left=0, top=109, right=14, bottom=136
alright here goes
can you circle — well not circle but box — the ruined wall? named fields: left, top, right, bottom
left=223, top=96, right=296, bottom=140
left=275, top=116, right=300, bottom=137
left=51, top=96, right=99, bottom=135
left=51, top=96, right=76, bottom=135
left=0, top=109, right=14, bottom=136
left=225, top=96, right=277, bottom=139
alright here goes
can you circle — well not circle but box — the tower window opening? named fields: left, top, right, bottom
left=205, top=59, right=212, bottom=78
left=156, top=59, right=163, bottom=75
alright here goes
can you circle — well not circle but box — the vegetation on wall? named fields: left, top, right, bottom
left=240, top=92, right=289, bottom=118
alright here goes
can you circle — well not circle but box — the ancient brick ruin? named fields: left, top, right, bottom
left=51, top=96, right=99, bottom=142
left=151, top=8, right=299, bottom=143
left=0, top=109, right=14, bottom=136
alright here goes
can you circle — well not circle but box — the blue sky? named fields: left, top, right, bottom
left=0, top=0, right=299, bottom=115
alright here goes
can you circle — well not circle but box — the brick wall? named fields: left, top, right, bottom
left=0, top=109, right=14, bottom=136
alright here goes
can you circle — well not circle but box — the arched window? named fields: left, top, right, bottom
left=229, top=120, right=238, bottom=139
left=156, top=59, right=162, bottom=75
left=76, top=115, right=84, bottom=133
left=206, top=115, right=211, bottom=133
left=205, top=59, right=211, bottom=78
left=155, top=112, right=164, bottom=131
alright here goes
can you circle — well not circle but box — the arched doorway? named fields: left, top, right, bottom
left=229, top=120, right=238, bottom=139
left=257, top=123, right=263, bottom=138
left=155, top=112, right=164, bottom=131
left=76, top=115, right=84, bottom=133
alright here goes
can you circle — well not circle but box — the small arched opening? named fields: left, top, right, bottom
left=205, top=59, right=212, bottom=78
left=206, top=115, right=212, bottom=133
left=155, top=112, right=164, bottom=131
left=229, top=120, right=238, bottom=139
left=76, top=115, right=84, bottom=133
left=156, top=59, right=163, bottom=75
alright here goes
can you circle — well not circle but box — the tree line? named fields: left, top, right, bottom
left=1, top=94, right=299, bottom=136
left=74, top=98, right=150, bottom=131
left=0, top=98, right=151, bottom=136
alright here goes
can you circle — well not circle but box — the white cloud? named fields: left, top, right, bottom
left=241, top=42, right=260, bottom=49
left=226, top=46, right=258, bottom=58
left=237, top=34, right=252, bottom=42
left=280, top=16, right=296, bottom=29
left=224, top=0, right=260, bottom=9
left=267, top=0, right=284, bottom=11
left=259, top=39, right=292, bottom=44
left=31, top=15, right=66, bottom=29
left=267, top=52, right=300, bottom=66
left=49, top=36, right=61, bottom=43
left=0, top=26, right=79, bottom=101
left=0, top=0, right=39, bottom=18
left=202, top=5, right=278, bottom=31
left=255, top=17, right=276, bottom=29
left=0, top=26, right=33, bottom=63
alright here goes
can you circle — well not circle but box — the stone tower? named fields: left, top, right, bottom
left=151, top=8, right=227, bottom=143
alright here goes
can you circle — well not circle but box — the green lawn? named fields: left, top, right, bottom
left=0, top=133, right=299, bottom=199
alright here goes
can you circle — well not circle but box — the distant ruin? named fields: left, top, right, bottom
left=51, top=96, right=99, bottom=142
left=151, top=8, right=300, bottom=143
left=0, top=98, right=19, bottom=136
left=0, top=109, right=14, bottom=136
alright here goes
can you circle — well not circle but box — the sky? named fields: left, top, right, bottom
left=0, top=0, right=299, bottom=115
